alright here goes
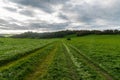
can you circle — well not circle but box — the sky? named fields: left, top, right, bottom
left=0, top=0, right=120, bottom=34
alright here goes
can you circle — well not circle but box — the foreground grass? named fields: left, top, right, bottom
left=0, top=43, right=55, bottom=80
left=0, top=35, right=119, bottom=80
left=25, top=43, right=58, bottom=80
left=66, top=35, right=120, bottom=79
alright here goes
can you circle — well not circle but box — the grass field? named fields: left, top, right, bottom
left=0, top=35, right=120, bottom=80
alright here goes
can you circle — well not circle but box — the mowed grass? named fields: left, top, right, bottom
left=0, top=38, right=55, bottom=66
left=0, top=35, right=120, bottom=80
left=66, top=35, right=120, bottom=79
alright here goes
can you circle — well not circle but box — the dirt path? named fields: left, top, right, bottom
left=63, top=43, right=114, bottom=80
left=24, top=43, right=58, bottom=80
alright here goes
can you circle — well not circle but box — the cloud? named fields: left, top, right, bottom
left=60, top=0, right=120, bottom=27
left=28, top=22, right=69, bottom=31
left=19, top=9, right=35, bottom=17
left=3, top=7, right=17, bottom=12
left=0, top=0, right=120, bottom=34
left=0, top=19, right=8, bottom=24
left=0, top=18, right=26, bottom=30
left=58, top=13, right=69, bottom=20
left=0, top=18, right=68, bottom=31
left=9, top=0, right=69, bottom=13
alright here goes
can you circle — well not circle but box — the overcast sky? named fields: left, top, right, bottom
left=0, top=0, right=120, bottom=34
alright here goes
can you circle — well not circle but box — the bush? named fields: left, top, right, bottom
left=67, top=38, right=71, bottom=40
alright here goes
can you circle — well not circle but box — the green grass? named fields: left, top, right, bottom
left=63, top=43, right=105, bottom=80
left=40, top=44, right=70, bottom=80
left=0, top=43, right=55, bottom=80
left=0, top=35, right=120, bottom=80
left=0, top=38, right=55, bottom=66
left=66, top=35, right=120, bottom=79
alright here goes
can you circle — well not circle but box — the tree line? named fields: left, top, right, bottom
left=11, top=30, right=120, bottom=39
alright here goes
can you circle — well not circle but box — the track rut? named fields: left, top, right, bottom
left=63, top=43, right=114, bottom=80
left=0, top=42, right=53, bottom=71
left=24, top=43, right=58, bottom=80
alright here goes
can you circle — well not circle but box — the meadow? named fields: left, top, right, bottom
left=0, top=35, right=120, bottom=80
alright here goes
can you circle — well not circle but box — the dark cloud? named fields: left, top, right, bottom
left=0, top=19, right=13, bottom=29
left=0, top=19, right=8, bottom=24
left=0, top=23, right=24, bottom=30
left=61, top=0, right=120, bottom=27
left=58, top=13, right=69, bottom=20
left=28, top=22, right=69, bottom=31
left=4, top=7, right=17, bottom=12
left=0, top=19, right=25, bottom=30
left=0, top=18, right=69, bottom=31
left=19, top=9, right=35, bottom=17
left=10, top=0, right=69, bottom=13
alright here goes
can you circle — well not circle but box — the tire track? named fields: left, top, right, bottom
left=0, top=42, right=54, bottom=71
left=64, top=43, right=114, bottom=80
left=0, top=42, right=54, bottom=67
left=62, top=44, right=79, bottom=80
left=24, top=43, right=58, bottom=80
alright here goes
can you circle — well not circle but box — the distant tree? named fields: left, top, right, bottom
left=10, top=29, right=120, bottom=39
left=114, top=29, right=119, bottom=34
left=0, top=36, right=4, bottom=38
left=76, top=30, right=92, bottom=36
left=102, top=30, right=114, bottom=34
left=91, top=30, right=102, bottom=34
